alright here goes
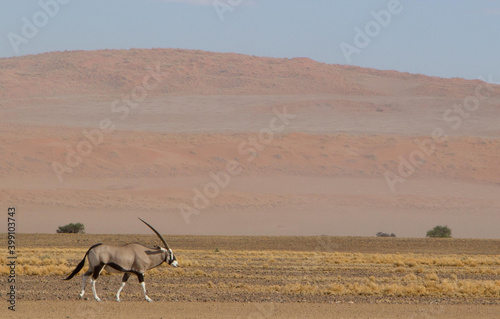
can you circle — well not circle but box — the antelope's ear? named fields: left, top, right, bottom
left=153, top=245, right=160, bottom=249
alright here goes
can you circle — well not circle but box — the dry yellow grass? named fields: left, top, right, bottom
left=2, top=248, right=499, bottom=299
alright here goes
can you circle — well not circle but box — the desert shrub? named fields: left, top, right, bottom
left=426, top=225, right=452, bottom=238
left=376, top=232, right=396, bottom=237
left=56, top=222, right=85, bottom=234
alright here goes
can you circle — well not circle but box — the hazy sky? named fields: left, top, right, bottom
left=1, top=0, right=499, bottom=80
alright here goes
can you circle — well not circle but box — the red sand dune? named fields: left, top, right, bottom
left=0, top=49, right=499, bottom=238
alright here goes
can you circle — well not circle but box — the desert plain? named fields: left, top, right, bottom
left=0, top=49, right=500, bottom=317
left=1, top=234, right=500, bottom=318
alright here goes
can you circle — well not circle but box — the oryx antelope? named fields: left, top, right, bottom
left=64, top=218, right=178, bottom=302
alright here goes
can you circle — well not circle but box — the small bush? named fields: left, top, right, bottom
left=377, top=232, right=396, bottom=237
left=426, top=225, right=452, bottom=238
left=57, top=222, right=85, bottom=234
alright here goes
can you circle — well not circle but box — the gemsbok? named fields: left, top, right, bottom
left=64, top=218, right=178, bottom=302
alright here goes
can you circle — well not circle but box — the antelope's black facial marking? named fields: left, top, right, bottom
left=168, top=249, right=178, bottom=267
left=168, top=254, right=177, bottom=265
left=159, top=247, right=178, bottom=267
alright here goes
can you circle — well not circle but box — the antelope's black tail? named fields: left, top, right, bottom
left=64, top=243, right=103, bottom=280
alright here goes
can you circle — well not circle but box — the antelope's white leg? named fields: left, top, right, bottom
left=79, top=275, right=89, bottom=298
left=116, top=282, right=126, bottom=302
left=91, top=279, right=101, bottom=302
left=141, top=282, right=153, bottom=302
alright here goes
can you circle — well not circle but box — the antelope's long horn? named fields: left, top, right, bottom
left=138, top=218, right=170, bottom=250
